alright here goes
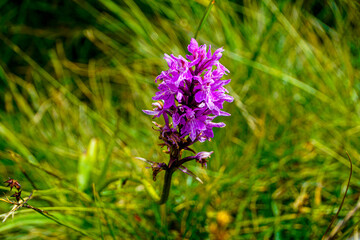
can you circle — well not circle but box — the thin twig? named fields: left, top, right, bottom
left=322, top=152, right=353, bottom=240
left=328, top=198, right=360, bottom=239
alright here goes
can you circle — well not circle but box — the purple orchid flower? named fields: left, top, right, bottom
left=142, top=38, right=233, bottom=185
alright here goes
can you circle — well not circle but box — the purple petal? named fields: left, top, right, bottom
left=195, top=91, right=206, bottom=103
left=207, top=45, right=212, bottom=58
left=213, top=47, right=224, bottom=60
left=187, top=38, right=199, bottom=55
left=142, top=110, right=158, bottom=116
left=196, top=151, right=213, bottom=159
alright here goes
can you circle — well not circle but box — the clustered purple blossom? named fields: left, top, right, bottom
left=143, top=38, right=233, bottom=173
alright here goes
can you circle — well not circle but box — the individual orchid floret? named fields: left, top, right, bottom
left=142, top=101, right=165, bottom=118
left=195, top=151, right=213, bottom=168
left=177, top=151, right=214, bottom=169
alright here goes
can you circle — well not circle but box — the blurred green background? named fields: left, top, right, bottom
left=0, top=0, right=360, bottom=239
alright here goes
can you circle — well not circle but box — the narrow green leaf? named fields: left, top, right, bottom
left=194, top=0, right=215, bottom=39
left=0, top=123, right=39, bottom=165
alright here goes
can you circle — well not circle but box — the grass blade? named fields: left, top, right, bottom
left=194, top=0, right=215, bottom=39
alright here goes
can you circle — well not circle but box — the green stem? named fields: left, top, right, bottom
left=158, top=168, right=174, bottom=205
left=194, top=0, right=215, bottom=39
left=158, top=145, right=181, bottom=205
left=160, top=204, right=167, bottom=230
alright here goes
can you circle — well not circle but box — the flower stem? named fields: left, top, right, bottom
left=160, top=204, right=167, bottom=230
left=158, top=168, right=175, bottom=205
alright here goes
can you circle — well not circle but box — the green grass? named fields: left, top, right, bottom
left=1, top=0, right=360, bottom=239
